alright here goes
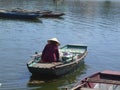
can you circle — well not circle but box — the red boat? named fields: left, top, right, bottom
left=71, top=70, right=120, bottom=90
left=65, top=70, right=120, bottom=90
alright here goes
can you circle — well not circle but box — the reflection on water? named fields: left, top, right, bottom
left=27, top=61, right=87, bottom=89
left=53, top=0, right=65, bottom=5
left=0, top=0, right=120, bottom=90
left=0, top=17, right=42, bottom=23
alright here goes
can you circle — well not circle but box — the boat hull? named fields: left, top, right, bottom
left=0, top=11, right=39, bottom=19
left=71, top=70, right=120, bottom=90
left=8, top=8, right=65, bottom=18
left=40, top=13, right=65, bottom=18
left=27, top=44, right=87, bottom=77
left=27, top=59, right=85, bottom=76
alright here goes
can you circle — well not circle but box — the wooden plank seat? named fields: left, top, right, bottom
left=32, top=62, right=63, bottom=68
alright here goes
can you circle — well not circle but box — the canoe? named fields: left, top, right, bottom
left=11, top=8, right=65, bottom=18
left=27, top=44, right=87, bottom=77
left=11, top=8, right=52, bottom=14
left=70, top=70, right=120, bottom=90
left=40, top=12, right=65, bottom=18
left=0, top=9, right=40, bottom=19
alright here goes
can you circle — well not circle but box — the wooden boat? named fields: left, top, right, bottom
left=70, top=70, right=120, bottom=90
left=11, top=8, right=52, bottom=14
left=27, top=44, right=87, bottom=77
left=11, top=8, right=65, bottom=18
left=0, top=9, right=40, bottom=19
left=40, top=12, right=65, bottom=18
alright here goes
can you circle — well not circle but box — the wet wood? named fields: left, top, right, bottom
left=87, top=78, right=120, bottom=85
left=32, top=62, right=63, bottom=68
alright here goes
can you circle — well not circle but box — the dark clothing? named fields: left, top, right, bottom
left=41, top=43, right=59, bottom=62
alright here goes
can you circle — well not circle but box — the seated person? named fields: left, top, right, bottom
left=41, top=38, right=60, bottom=63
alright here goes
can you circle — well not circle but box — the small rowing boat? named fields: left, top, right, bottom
left=70, top=70, right=120, bottom=90
left=0, top=9, right=40, bottom=19
left=11, top=8, right=65, bottom=18
left=27, top=44, right=87, bottom=77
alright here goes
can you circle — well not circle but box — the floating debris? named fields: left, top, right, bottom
left=28, top=80, right=45, bottom=86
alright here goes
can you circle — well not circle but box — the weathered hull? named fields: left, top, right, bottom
left=0, top=11, right=39, bottom=19
left=8, top=8, right=64, bottom=18
left=27, top=44, right=87, bottom=77
left=71, top=70, right=120, bottom=90
left=27, top=59, right=85, bottom=76
left=40, top=13, right=65, bottom=18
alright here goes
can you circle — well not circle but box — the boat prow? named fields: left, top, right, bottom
left=69, top=70, right=120, bottom=90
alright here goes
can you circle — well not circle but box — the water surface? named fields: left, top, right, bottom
left=0, top=0, right=120, bottom=90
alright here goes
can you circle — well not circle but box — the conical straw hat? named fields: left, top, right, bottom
left=47, top=38, right=60, bottom=45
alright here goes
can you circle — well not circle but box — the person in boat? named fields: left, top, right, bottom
left=41, top=38, right=60, bottom=63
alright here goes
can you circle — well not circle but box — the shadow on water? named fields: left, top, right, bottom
left=0, top=17, right=42, bottom=23
left=27, top=61, right=87, bottom=90
left=40, top=16, right=65, bottom=20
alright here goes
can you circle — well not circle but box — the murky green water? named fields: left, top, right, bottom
left=0, top=0, right=120, bottom=90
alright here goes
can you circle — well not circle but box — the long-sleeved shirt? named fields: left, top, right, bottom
left=41, top=43, right=59, bottom=62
